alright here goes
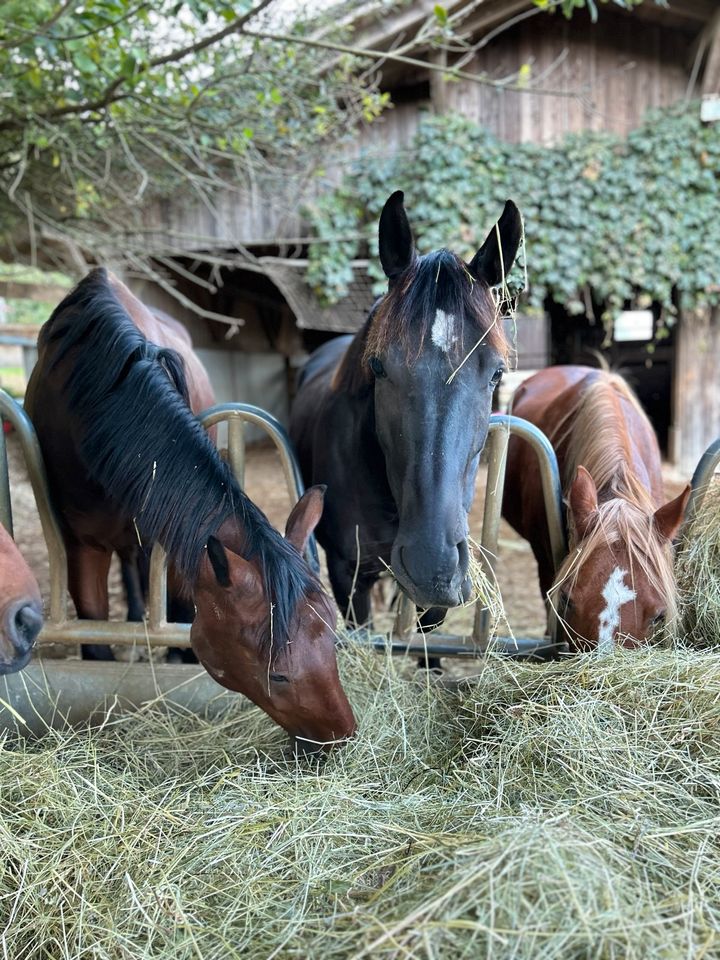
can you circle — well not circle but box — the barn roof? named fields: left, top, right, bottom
left=259, top=257, right=375, bottom=333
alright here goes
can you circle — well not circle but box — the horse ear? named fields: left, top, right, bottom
left=653, top=485, right=691, bottom=542
left=568, top=465, right=598, bottom=540
left=379, top=191, right=415, bottom=280
left=285, top=485, right=326, bottom=554
left=204, top=537, right=259, bottom=592
left=469, top=200, right=522, bottom=287
left=206, top=536, right=230, bottom=587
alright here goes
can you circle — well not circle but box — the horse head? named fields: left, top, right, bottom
left=552, top=465, right=690, bottom=652
left=0, top=524, right=42, bottom=673
left=190, top=486, right=356, bottom=751
left=366, top=191, right=522, bottom=610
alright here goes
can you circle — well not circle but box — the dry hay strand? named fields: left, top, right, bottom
left=1, top=645, right=720, bottom=957
left=371, top=544, right=504, bottom=642
left=675, top=479, right=720, bottom=647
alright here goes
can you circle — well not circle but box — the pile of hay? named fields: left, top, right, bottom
left=676, top=481, right=720, bottom=647
left=1, top=644, right=720, bottom=958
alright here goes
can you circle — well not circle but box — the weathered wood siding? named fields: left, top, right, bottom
left=360, top=11, right=695, bottom=153
left=671, top=308, right=720, bottom=475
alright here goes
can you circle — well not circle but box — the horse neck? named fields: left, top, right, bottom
left=558, top=375, right=660, bottom=510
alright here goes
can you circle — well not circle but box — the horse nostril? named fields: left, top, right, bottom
left=12, top=603, right=43, bottom=651
left=456, top=538, right=469, bottom=574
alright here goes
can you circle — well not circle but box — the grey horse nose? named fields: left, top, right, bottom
left=8, top=601, right=43, bottom=655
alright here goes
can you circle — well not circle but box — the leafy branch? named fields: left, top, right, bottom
left=305, top=103, right=720, bottom=330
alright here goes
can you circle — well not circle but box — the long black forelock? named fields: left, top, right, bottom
left=43, top=268, right=316, bottom=650
left=365, top=249, right=505, bottom=364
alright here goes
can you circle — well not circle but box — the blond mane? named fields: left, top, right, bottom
left=549, top=372, right=676, bottom=621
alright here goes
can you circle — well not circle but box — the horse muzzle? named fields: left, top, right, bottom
left=0, top=598, right=43, bottom=673
left=391, top=538, right=471, bottom=610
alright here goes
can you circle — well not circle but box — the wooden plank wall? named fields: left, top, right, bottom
left=671, top=308, right=720, bottom=475
left=388, top=12, right=693, bottom=146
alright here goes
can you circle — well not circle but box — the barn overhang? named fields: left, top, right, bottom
left=258, top=257, right=375, bottom=334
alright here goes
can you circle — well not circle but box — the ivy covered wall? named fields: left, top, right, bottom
left=305, top=103, right=719, bottom=331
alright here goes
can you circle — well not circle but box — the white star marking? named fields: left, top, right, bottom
left=431, top=308, right=457, bottom=352
left=597, top=567, right=636, bottom=655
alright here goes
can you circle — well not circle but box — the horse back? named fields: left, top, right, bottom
left=502, top=365, right=663, bottom=588
left=105, top=275, right=214, bottom=416
left=290, top=337, right=353, bottom=475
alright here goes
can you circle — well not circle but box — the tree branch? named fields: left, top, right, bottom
left=0, top=0, right=276, bottom=131
left=241, top=27, right=581, bottom=99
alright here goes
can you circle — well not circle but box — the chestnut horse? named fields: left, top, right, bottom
left=25, top=269, right=355, bottom=747
left=0, top=523, right=42, bottom=672
left=291, top=191, right=521, bottom=630
left=502, top=366, right=690, bottom=651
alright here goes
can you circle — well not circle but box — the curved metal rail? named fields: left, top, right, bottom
left=685, top=437, right=720, bottom=527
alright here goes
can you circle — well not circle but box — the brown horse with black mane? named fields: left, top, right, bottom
left=25, top=269, right=355, bottom=748
left=503, top=365, right=690, bottom=652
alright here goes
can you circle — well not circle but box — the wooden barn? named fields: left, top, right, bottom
left=32, top=0, right=718, bottom=468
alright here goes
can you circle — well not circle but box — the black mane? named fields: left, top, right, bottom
left=43, top=268, right=315, bottom=648
left=364, top=249, right=506, bottom=365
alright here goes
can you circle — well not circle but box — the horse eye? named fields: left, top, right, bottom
left=270, top=673, right=290, bottom=683
left=651, top=613, right=666, bottom=629
left=490, top=367, right=505, bottom=386
left=369, top=356, right=386, bottom=379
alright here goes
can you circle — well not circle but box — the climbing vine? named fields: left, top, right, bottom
left=305, top=103, right=720, bottom=328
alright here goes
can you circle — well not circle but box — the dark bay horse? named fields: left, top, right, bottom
left=502, top=366, right=690, bottom=651
left=25, top=269, right=355, bottom=746
left=290, top=191, right=522, bottom=629
left=0, top=524, right=43, bottom=672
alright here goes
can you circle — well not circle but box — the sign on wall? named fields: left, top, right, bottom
left=614, top=309, right=654, bottom=342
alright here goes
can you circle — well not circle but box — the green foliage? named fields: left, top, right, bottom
left=0, top=0, right=393, bottom=264
left=533, top=0, right=666, bottom=21
left=305, top=103, right=720, bottom=326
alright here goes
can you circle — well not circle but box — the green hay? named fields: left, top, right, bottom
left=1, top=645, right=720, bottom=958
left=675, top=481, right=720, bottom=648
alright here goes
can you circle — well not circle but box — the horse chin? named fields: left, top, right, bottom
left=391, top=546, right=466, bottom=610
left=0, top=647, right=33, bottom=676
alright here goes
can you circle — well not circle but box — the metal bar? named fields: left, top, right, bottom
left=685, top=437, right=720, bottom=527
left=147, top=543, right=168, bottom=631
left=227, top=416, right=246, bottom=488
left=0, top=417, right=13, bottom=536
left=39, top=619, right=191, bottom=646
left=343, top=630, right=564, bottom=660
left=0, top=390, right=68, bottom=623
left=0, top=661, right=227, bottom=737
left=498, top=414, right=567, bottom=572
left=473, top=419, right=511, bottom=644
left=199, top=403, right=320, bottom=571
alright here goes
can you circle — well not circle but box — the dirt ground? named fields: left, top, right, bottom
left=5, top=433, right=689, bottom=661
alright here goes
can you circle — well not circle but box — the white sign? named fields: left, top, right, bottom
left=613, top=310, right=653, bottom=343
left=701, top=95, right=720, bottom=123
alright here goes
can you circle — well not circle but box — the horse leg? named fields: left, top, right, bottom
left=327, top=555, right=373, bottom=630
left=67, top=543, right=114, bottom=661
left=119, top=547, right=147, bottom=623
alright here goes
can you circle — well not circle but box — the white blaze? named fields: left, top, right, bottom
left=431, top=308, right=457, bottom=352
left=597, top=567, right=636, bottom=655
